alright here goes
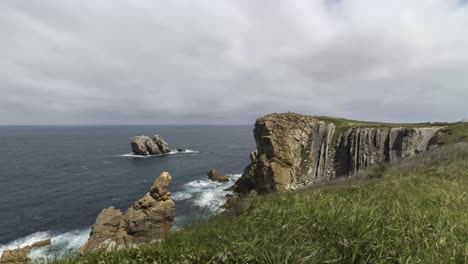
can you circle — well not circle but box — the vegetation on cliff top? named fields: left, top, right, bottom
left=260, top=112, right=468, bottom=146
left=56, top=142, right=468, bottom=263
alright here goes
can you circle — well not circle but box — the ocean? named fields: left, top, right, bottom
left=0, top=125, right=254, bottom=259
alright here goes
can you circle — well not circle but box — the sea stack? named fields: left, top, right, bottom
left=130, top=135, right=171, bottom=156
left=80, top=172, right=175, bottom=255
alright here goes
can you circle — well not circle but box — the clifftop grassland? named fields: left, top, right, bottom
left=57, top=141, right=468, bottom=263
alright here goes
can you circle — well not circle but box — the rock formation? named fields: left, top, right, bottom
left=0, top=247, right=30, bottom=264
left=207, top=169, right=230, bottom=182
left=234, top=113, right=445, bottom=194
left=130, top=135, right=171, bottom=156
left=80, top=172, right=175, bottom=255
left=0, top=239, right=52, bottom=264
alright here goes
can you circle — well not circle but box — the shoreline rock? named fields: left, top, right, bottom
left=207, top=169, right=229, bottom=182
left=0, top=239, right=52, bottom=264
left=80, top=172, right=175, bottom=255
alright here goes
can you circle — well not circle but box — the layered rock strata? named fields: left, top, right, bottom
left=80, top=172, right=175, bottom=255
left=235, top=113, right=445, bottom=194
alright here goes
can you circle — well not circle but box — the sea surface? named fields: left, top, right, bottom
left=0, top=125, right=254, bottom=259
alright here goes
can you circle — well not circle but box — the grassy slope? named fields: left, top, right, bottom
left=57, top=143, right=468, bottom=264
left=314, top=115, right=468, bottom=146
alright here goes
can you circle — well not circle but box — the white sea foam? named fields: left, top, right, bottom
left=180, top=173, right=242, bottom=213
left=0, top=228, right=90, bottom=261
left=118, top=149, right=199, bottom=158
left=171, top=192, right=193, bottom=201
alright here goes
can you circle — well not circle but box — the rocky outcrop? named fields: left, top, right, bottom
left=80, top=172, right=175, bottom=255
left=0, top=239, right=51, bottom=264
left=130, top=135, right=171, bottom=156
left=0, top=247, right=31, bottom=264
left=207, top=169, right=230, bottom=182
left=235, top=113, right=445, bottom=194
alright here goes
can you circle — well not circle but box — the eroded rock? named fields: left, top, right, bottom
left=234, top=113, right=445, bottom=194
left=80, top=172, right=175, bottom=255
left=207, top=169, right=229, bottom=182
left=130, top=135, right=171, bottom=156
left=0, top=247, right=31, bottom=264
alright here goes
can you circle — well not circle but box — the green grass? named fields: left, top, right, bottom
left=55, top=143, right=468, bottom=263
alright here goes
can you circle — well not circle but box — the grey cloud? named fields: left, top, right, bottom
left=0, top=0, right=467, bottom=125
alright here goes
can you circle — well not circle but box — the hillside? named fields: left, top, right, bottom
left=56, top=142, right=468, bottom=263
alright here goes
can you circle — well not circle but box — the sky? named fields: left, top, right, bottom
left=0, top=0, right=467, bottom=125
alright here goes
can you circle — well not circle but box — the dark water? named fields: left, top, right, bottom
left=0, top=126, right=254, bottom=256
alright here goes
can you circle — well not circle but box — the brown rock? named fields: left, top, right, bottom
left=0, top=247, right=31, bottom=264
left=207, top=169, right=229, bottom=182
left=79, top=207, right=123, bottom=255
left=31, top=239, right=51, bottom=249
left=153, top=135, right=171, bottom=153
left=234, top=112, right=446, bottom=194
left=149, top=172, right=172, bottom=199
left=80, top=172, right=175, bottom=255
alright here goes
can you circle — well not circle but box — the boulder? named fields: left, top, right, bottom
left=207, top=169, right=230, bottom=182
left=130, top=136, right=151, bottom=156
left=153, top=135, right=171, bottom=153
left=31, top=239, right=51, bottom=249
left=145, top=140, right=161, bottom=155
left=177, top=148, right=186, bottom=152
left=0, top=247, right=31, bottom=264
left=80, top=172, right=175, bottom=255
left=79, top=207, right=123, bottom=255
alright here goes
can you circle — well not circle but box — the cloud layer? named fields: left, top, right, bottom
left=1, top=0, right=467, bottom=124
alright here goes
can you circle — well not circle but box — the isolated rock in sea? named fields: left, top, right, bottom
left=177, top=148, right=186, bottom=152
left=130, top=135, right=152, bottom=156
left=235, top=113, right=446, bottom=194
left=145, top=139, right=162, bottom=155
left=0, top=247, right=31, bottom=264
left=130, top=135, right=171, bottom=156
left=207, top=169, right=230, bottom=182
left=80, top=172, right=175, bottom=255
left=153, top=135, right=171, bottom=153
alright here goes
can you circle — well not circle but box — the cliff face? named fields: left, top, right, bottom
left=235, top=113, right=445, bottom=194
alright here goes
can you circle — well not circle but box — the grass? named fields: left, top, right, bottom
left=55, top=143, right=468, bottom=263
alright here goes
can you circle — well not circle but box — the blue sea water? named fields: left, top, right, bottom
left=0, top=125, right=254, bottom=258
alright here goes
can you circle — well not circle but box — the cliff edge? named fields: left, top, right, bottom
left=235, top=113, right=447, bottom=193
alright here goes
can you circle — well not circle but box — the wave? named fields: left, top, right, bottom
left=0, top=228, right=90, bottom=261
left=175, top=173, right=242, bottom=214
left=118, top=149, right=199, bottom=158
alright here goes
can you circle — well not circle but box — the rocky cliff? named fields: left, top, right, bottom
left=80, top=172, right=175, bottom=255
left=234, top=113, right=445, bottom=194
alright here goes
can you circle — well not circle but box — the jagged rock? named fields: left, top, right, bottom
left=235, top=113, right=446, bottom=194
left=150, top=172, right=172, bottom=199
left=146, top=140, right=162, bottom=155
left=153, top=135, right=171, bottom=153
left=80, top=172, right=175, bottom=255
left=130, top=136, right=152, bottom=156
left=207, top=169, right=229, bottom=182
left=79, top=207, right=123, bottom=255
left=130, top=135, right=171, bottom=156
left=0, top=247, right=31, bottom=264
left=31, top=239, right=51, bottom=249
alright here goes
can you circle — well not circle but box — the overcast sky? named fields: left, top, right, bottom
left=1, top=0, right=467, bottom=125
